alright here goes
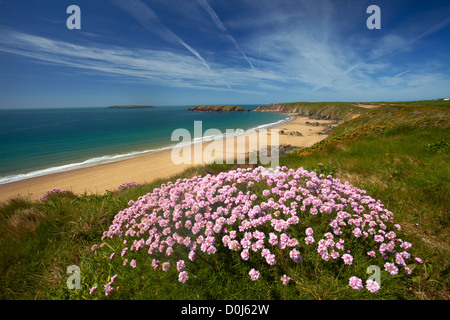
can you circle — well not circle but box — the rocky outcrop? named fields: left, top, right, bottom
left=188, top=105, right=250, bottom=112
left=253, top=103, right=363, bottom=121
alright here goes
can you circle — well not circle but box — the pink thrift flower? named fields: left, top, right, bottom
left=352, top=228, right=362, bottom=238
left=104, top=282, right=114, bottom=296
left=178, top=271, right=189, bottom=283
left=342, top=253, right=353, bottom=265
left=280, top=274, right=290, bottom=285
left=289, top=249, right=302, bottom=263
left=384, top=262, right=398, bottom=276
left=249, top=268, right=260, bottom=281
left=162, top=262, right=170, bottom=271
left=265, top=254, right=276, bottom=265
left=365, top=279, right=380, bottom=293
left=89, top=286, right=98, bottom=295
left=110, top=274, right=118, bottom=284
left=188, top=250, right=195, bottom=261
left=228, top=240, right=241, bottom=251
left=305, top=227, right=313, bottom=236
left=151, top=259, right=159, bottom=270
left=349, top=276, right=363, bottom=290
left=305, top=235, right=315, bottom=245
left=177, top=260, right=185, bottom=272
left=130, top=259, right=137, bottom=268
left=241, top=249, right=250, bottom=261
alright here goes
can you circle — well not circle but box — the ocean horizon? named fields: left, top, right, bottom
left=0, top=105, right=290, bottom=185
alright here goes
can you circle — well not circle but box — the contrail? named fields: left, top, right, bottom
left=197, top=0, right=255, bottom=70
left=111, top=0, right=210, bottom=70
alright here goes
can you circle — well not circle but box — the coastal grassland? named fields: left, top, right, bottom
left=255, top=102, right=366, bottom=121
left=282, top=102, right=449, bottom=299
left=0, top=101, right=448, bottom=300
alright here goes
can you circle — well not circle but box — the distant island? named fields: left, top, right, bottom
left=188, top=105, right=250, bottom=112
left=108, top=105, right=153, bottom=109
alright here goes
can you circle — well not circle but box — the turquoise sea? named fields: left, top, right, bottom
left=0, top=105, right=290, bottom=184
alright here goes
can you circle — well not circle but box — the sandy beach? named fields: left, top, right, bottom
left=0, top=115, right=337, bottom=202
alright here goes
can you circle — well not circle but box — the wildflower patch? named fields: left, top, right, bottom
left=91, top=166, right=422, bottom=297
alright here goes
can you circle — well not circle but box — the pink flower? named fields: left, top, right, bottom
left=162, top=262, right=170, bottom=271
left=365, top=279, right=380, bottom=293
left=249, top=268, right=260, bottom=281
left=305, top=236, right=315, bottom=245
left=178, top=271, right=189, bottom=283
left=89, top=286, right=98, bottom=295
left=342, top=253, right=353, bottom=265
left=289, top=249, right=302, bottom=263
left=104, top=282, right=114, bottom=296
left=188, top=250, right=195, bottom=261
left=349, top=276, right=363, bottom=290
left=151, top=259, right=160, bottom=270
left=415, top=257, right=423, bottom=264
left=280, top=274, right=290, bottom=285
left=130, top=259, right=137, bottom=268
left=352, top=228, right=362, bottom=238
left=177, top=260, right=186, bottom=272
left=241, top=249, right=250, bottom=261
left=228, top=240, right=241, bottom=251
left=110, top=274, right=118, bottom=284
left=384, top=262, right=398, bottom=276
left=305, top=227, right=314, bottom=236
left=265, top=254, right=276, bottom=265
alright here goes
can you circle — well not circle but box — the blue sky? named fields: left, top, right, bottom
left=0, top=0, right=449, bottom=108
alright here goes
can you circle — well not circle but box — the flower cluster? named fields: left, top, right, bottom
left=40, top=188, right=73, bottom=201
left=95, top=166, right=420, bottom=296
left=117, top=182, right=140, bottom=192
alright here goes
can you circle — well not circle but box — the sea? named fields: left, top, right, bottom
left=0, top=105, right=290, bottom=185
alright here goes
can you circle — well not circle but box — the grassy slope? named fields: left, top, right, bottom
left=0, top=101, right=448, bottom=300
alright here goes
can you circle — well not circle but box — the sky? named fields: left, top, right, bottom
left=0, top=0, right=449, bottom=108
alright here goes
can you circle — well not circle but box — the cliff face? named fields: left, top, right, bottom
left=253, top=102, right=363, bottom=121
left=188, top=105, right=249, bottom=112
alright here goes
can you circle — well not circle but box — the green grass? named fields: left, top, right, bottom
left=0, top=101, right=448, bottom=300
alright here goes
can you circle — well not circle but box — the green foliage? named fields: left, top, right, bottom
left=0, top=100, right=448, bottom=300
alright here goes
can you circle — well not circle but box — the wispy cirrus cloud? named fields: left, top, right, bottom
left=111, top=0, right=211, bottom=71
left=0, top=30, right=274, bottom=94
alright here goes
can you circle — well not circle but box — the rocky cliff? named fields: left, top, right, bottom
left=188, top=105, right=250, bottom=112
left=253, top=102, right=364, bottom=121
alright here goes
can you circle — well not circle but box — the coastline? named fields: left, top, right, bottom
left=0, top=115, right=336, bottom=202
